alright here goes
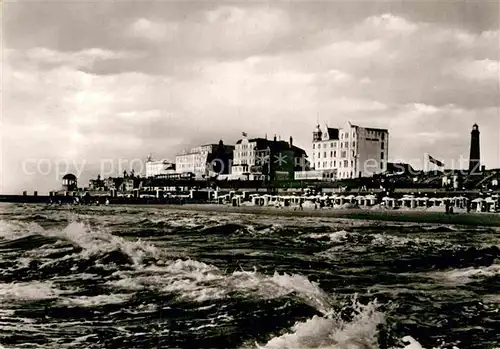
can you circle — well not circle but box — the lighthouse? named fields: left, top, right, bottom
left=468, top=123, right=481, bottom=174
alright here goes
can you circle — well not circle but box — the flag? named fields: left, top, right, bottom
left=242, top=132, right=248, bottom=137
left=428, top=154, right=444, bottom=167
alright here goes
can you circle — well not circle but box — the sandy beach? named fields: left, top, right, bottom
left=145, top=204, right=500, bottom=227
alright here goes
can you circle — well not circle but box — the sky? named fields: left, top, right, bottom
left=1, top=0, right=499, bottom=194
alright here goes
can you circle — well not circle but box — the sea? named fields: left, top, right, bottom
left=1, top=203, right=500, bottom=349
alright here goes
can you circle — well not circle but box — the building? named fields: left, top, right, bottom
left=145, top=155, right=176, bottom=178
left=232, top=134, right=308, bottom=180
left=88, top=175, right=106, bottom=191
left=176, top=142, right=234, bottom=179
left=469, top=123, right=481, bottom=174
left=311, top=122, right=389, bottom=179
left=207, top=140, right=234, bottom=176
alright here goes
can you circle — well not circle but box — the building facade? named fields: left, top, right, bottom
left=232, top=137, right=268, bottom=176
left=311, top=122, right=389, bottom=179
left=232, top=134, right=308, bottom=180
left=145, top=157, right=176, bottom=178
left=176, top=142, right=234, bottom=179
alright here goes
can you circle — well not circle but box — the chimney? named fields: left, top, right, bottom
left=289, top=136, right=293, bottom=146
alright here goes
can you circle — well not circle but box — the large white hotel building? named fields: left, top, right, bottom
left=311, top=122, right=389, bottom=179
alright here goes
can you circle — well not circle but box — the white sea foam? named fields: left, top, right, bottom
left=37, top=222, right=166, bottom=266
left=110, top=260, right=333, bottom=309
left=307, top=230, right=350, bottom=243
left=0, top=281, right=70, bottom=301
left=0, top=220, right=45, bottom=240
left=254, top=298, right=385, bottom=349
left=58, top=293, right=132, bottom=307
left=426, top=264, right=500, bottom=284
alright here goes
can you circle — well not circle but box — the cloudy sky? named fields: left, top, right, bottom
left=2, top=1, right=499, bottom=193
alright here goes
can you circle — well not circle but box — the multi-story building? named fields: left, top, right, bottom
left=145, top=156, right=176, bottom=178
left=311, top=122, right=389, bottom=179
left=232, top=134, right=308, bottom=180
left=176, top=142, right=234, bottom=179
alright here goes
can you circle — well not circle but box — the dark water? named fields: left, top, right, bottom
left=1, top=203, right=500, bottom=349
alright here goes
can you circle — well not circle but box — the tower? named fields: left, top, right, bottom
left=62, top=173, right=78, bottom=192
left=313, top=124, right=322, bottom=142
left=468, top=123, right=481, bottom=174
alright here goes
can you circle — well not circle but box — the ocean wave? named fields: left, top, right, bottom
left=307, top=230, right=350, bottom=243
left=57, top=293, right=132, bottom=308
left=0, top=212, right=477, bottom=349
left=110, top=261, right=334, bottom=312
left=425, top=264, right=500, bottom=285
left=306, top=229, right=448, bottom=249
left=0, top=281, right=71, bottom=301
left=0, top=220, right=45, bottom=241
left=38, top=222, right=166, bottom=266
left=252, top=296, right=390, bottom=349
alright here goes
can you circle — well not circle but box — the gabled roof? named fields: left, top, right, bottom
left=325, top=127, right=339, bottom=140
left=237, top=138, right=307, bottom=157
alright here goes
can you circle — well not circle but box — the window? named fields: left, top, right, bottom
left=324, top=152, right=327, bottom=158
left=345, top=142, right=349, bottom=148
left=318, top=143, right=321, bottom=149
left=344, top=160, right=348, bottom=167
left=333, top=160, right=336, bottom=167
left=318, top=152, right=321, bottom=159
left=341, top=143, right=343, bottom=149
left=331, top=142, right=334, bottom=148
left=381, top=133, right=385, bottom=140
left=381, top=152, right=384, bottom=159
left=380, top=162, right=384, bottom=170
left=339, top=161, right=342, bottom=168
left=351, top=160, right=354, bottom=167
left=334, top=151, right=337, bottom=157
left=381, top=142, right=384, bottom=150
left=313, top=144, right=315, bottom=149
left=317, top=162, right=321, bottom=168
left=352, top=141, right=355, bottom=147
